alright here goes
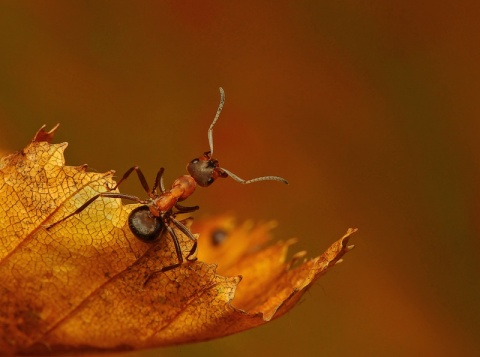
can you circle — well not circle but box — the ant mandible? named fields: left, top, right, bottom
left=47, top=87, right=288, bottom=272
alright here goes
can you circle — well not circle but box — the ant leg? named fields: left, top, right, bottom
left=111, top=166, right=152, bottom=196
left=171, top=218, right=197, bottom=242
left=171, top=218, right=197, bottom=261
left=160, top=225, right=184, bottom=272
left=151, top=167, right=165, bottom=194
left=46, top=192, right=145, bottom=230
left=175, top=203, right=200, bottom=213
left=186, top=241, right=198, bottom=262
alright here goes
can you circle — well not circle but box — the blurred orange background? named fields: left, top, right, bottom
left=0, top=1, right=478, bottom=356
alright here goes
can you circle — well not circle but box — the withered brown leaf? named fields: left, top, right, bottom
left=0, top=125, right=356, bottom=355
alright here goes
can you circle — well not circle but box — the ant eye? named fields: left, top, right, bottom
left=206, top=177, right=215, bottom=185
left=190, top=158, right=199, bottom=164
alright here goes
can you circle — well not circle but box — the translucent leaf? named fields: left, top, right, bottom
left=0, top=125, right=356, bottom=355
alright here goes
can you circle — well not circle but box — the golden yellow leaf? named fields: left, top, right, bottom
left=0, top=125, right=356, bottom=355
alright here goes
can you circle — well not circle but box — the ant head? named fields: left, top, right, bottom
left=187, top=151, right=228, bottom=187
left=187, top=87, right=289, bottom=187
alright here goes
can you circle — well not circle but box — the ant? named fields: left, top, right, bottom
left=47, top=87, right=288, bottom=272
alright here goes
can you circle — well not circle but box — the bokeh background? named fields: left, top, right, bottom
left=0, top=1, right=478, bottom=356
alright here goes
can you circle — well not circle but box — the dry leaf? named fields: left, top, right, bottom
left=0, top=125, right=357, bottom=355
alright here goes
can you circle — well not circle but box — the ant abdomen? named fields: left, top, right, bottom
left=128, top=205, right=164, bottom=242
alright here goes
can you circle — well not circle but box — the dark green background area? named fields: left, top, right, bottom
left=0, top=1, right=478, bottom=356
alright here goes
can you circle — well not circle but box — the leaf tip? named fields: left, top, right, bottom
left=341, top=228, right=358, bottom=246
left=33, top=123, right=60, bottom=143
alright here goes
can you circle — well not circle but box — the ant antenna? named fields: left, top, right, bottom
left=203, top=87, right=288, bottom=185
left=208, top=87, right=225, bottom=156
left=221, top=168, right=288, bottom=185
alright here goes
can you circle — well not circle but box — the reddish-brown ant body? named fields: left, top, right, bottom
left=47, top=88, right=288, bottom=272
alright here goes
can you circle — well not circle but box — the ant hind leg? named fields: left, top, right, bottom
left=47, top=192, right=144, bottom=230
left=171, top=218, right=198, bottom=261
left=160, top=224, right=184, bottom=272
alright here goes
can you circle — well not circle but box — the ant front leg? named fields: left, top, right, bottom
left=46, top=192, right=145, bottom=230
left=111, top=166, right=152, bottom=197
left=151, top=167, right=166, bottom=195
left=171, top=218, right=198, bottom=262
left=175, top=203, right=200, bottom=213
